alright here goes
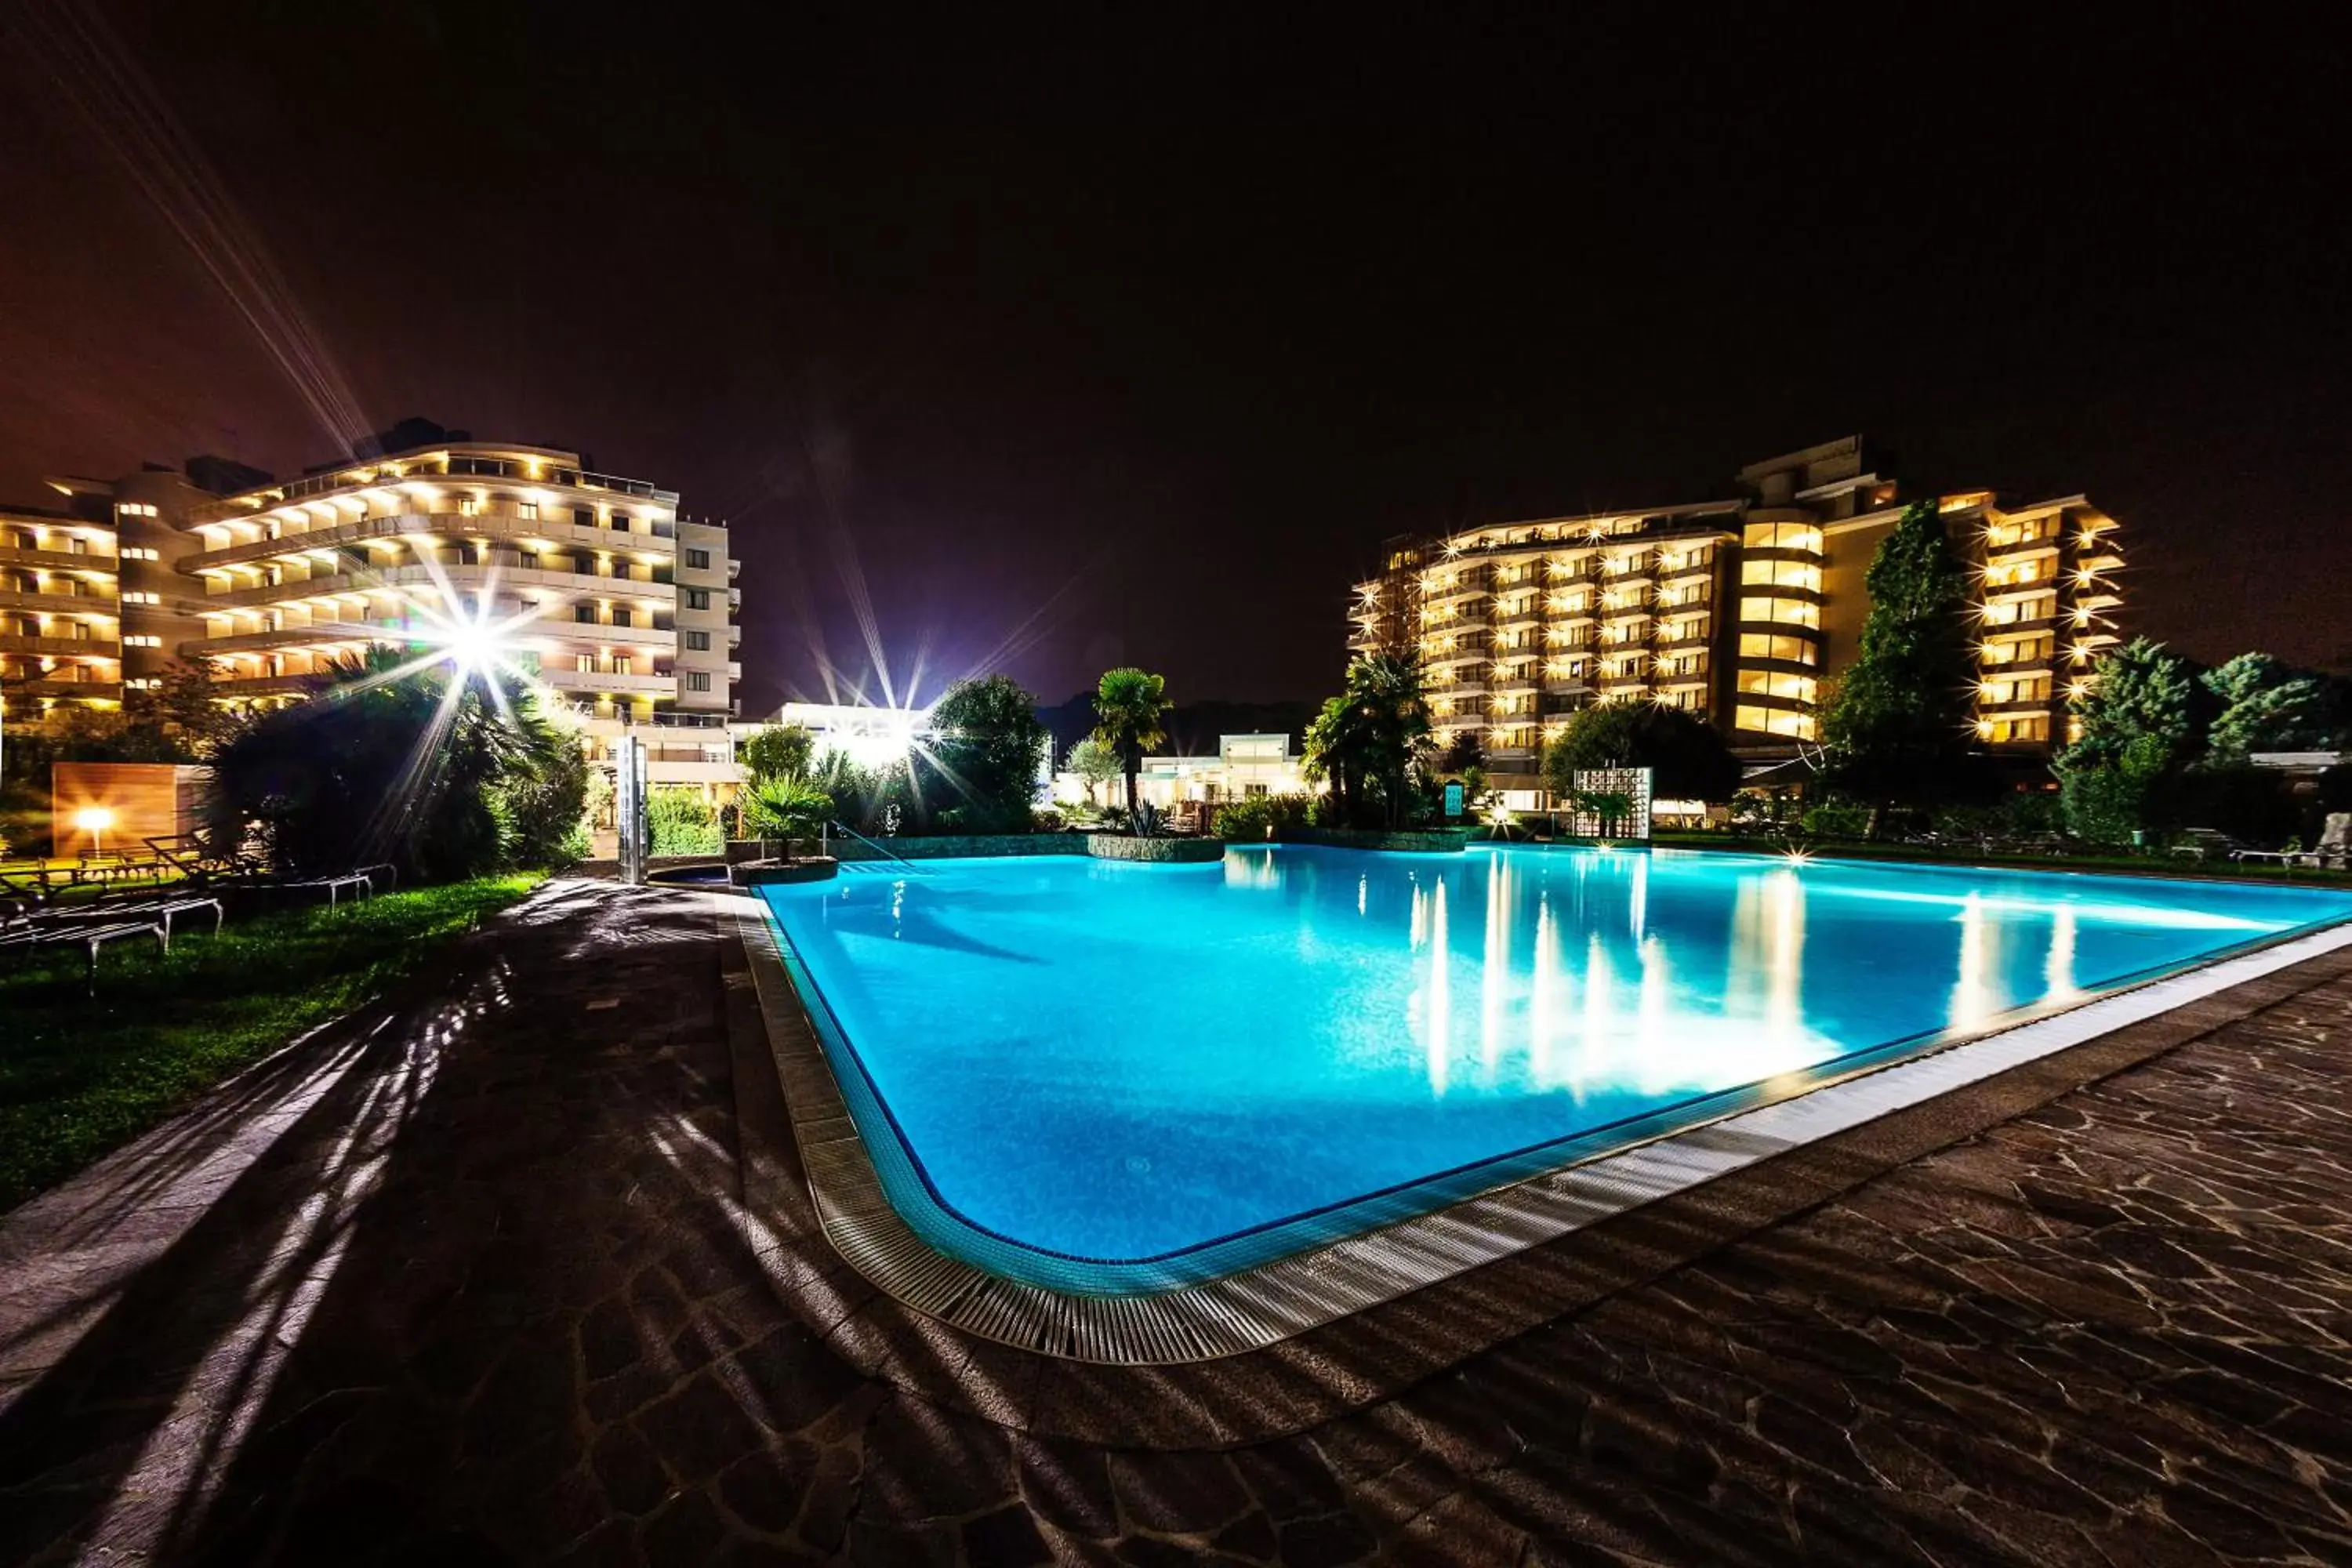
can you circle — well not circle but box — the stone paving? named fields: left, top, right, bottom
left=3, top=880, right=2351, bottom=1565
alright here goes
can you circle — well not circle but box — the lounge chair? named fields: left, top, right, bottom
left=2169, top=828, right=2241, bottom=862
left=42, top=891, right=225, bottom=941
left=0, top=914, right=167, bottom=991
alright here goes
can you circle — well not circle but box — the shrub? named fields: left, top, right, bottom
left=1032, top=806, right=1067, bottom=833
left=1214, top=793, right=1313, bottom=841
left=741, top=775, right=832, bottom=842
left=648, top=788, right=723, bottom=855
left=1798, top=799, right=1872, bottom=840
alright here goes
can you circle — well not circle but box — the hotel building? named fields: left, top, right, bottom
left=12, top=424, right=742, bottom=793
left=1348, top=437, right=2123, bottom=796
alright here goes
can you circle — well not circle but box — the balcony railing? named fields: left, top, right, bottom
left=184, top=510, right=678, bottom=572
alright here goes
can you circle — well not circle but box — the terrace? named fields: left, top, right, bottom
left=5, top=873, right=2349, bottom=1564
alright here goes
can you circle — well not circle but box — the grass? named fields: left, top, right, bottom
left=0, top=872, right=545, bottom=1211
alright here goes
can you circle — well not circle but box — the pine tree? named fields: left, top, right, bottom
left=1817, top=501, right=1979, bottom=826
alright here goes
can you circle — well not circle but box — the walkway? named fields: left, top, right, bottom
left=2, top=879, right=2350, bottom=1564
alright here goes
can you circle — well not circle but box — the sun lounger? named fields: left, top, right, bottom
left=42, top=895, right=225, bottom=941
left=0, top=919, right=167, bottom=991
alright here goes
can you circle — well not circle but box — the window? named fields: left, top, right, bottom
left=684, top=588, right=711, bottom=611
left=1740, top=595, right=1820, bottom=629
left=1736, top=705, right=1817, bottom=739
left=684, top=630, right=710, bottom=651
left=459, top=499, right=481, bottom=517
left=575, top=604, right=596, bottom=623
left=612, top=608, right=633, bottom=628
left=1741, top=522, right=1822, bottom=552
left=610, top=513, right=631, bottom=532
left=1737, top=670, right=1818, bottom=703
left=613, top=655, right=633, bottom=676
left=122, top=590, right=162, bottom=605
left=686, top=671, right=712, bottom=692
left=124, top=633, right=163, bottom=648
left=1740, top=558, right=1820, bottom=591
left=574, top=507, right=594, bottom=529
left=517, top=502, right=540, bottom=521
left=120, top=546, right=160, bottom=561
left=686, top=548, right=710, bottom=570
left=576, top=655, right=593, bottom=673
left=1738, top=632, right=1817, bottom=666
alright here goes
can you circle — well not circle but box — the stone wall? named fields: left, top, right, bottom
left=827, top=833, right=1088, bottom=862
left=1283, top=826, right=1474, bottom=854
left=1085, top=833, right=1226, bottom=863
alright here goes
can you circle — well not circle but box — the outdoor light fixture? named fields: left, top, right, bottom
left=74, top=805, right=116, bottom=857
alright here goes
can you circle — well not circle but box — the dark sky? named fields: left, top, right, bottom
left=4, top=6, right=2347, bottom=713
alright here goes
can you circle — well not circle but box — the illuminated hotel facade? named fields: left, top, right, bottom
left=1348, top=437, right=2123, bottom=795
left=12, top=424, right=742, bottom=791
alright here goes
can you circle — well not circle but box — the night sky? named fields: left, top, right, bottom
left=4, top=6, right=2347, bottom=713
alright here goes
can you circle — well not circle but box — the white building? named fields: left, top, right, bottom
left=1055, top=732, right=1312, bottom=810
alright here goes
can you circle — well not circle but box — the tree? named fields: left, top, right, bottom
left=1539, top=700, right=1740, bottom=803
left=489, top=700, right=591, bottom=866
left=1065, top=735, right=1123, bottom=808
left=738, top=721, right=815, bottom=785
left=1817, top=501, right=1980, bottom=829
left=1091, top=667, right=1171, bottom=823
left=926, top=673, right=1049, bottom=832
left=1435, top=729, right=1486, bottom=777
left=741, top=774, right=833, bottom=844
left=125, top=659, right=238, bottom=755
left=2199, top=652, right=2323, bottom=767
left=2054, top=637, right=2200, bottom=842
left=1301, top=652, right=1433, bottom=828
left=206, top=649, right=575, bottom=883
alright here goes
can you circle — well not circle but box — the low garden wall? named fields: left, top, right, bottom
left=828, top=833, right=1088, bottom=862
left=1085, top=833, right=1225, bottom=863
left=1282, top=826, right=1475, bottom=854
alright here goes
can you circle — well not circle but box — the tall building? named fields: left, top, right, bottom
left=1348, top=437, right=2123, bottom=800
left=11, top=423, right=743, bottom=795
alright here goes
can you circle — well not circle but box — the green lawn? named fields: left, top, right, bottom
left=0, top=873, right=545, bottom=1210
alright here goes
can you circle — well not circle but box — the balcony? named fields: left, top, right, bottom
left=198, top=561, right=673, bottom=612
left=184, top=615, right=678, bottom=661
left=0, top=542, right=117, bottom=573
left=543, top=667, right=675, bottom=699
left=727, top=558, right=742, bottom=579
left=0, top=586, right=118, bottom=616
left=728, top=585, right=742, bottom=610
left=4, top=677, right=123, bottom=701
left=184, top=508, right=679, bottom=571
left=0, top=632, right=121, bottom=659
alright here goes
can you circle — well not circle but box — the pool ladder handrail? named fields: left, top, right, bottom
left=822, top=819, right=927, bottom=876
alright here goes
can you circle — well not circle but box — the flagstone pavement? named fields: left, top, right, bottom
left=4, top=878, right=2351, bottom=1566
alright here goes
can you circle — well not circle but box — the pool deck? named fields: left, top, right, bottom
left=4, top=877, right=2351, bottom=1564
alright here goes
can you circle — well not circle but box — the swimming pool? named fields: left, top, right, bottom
left=757, top=845, right=2352, bottom=1295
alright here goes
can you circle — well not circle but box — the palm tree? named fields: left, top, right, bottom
left=1091, top=667, right=1171, bottom=824
left=1303, top=653, right=1432, bottom=828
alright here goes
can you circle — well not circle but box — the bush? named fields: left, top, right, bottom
left=1214, top=793, right=1313, bottom=841
left=1032, top=806, right=1067, bottom=833
left=1798, top=799, right=1872, bottom=839
left=741, top=775, right=831, bottom=842
left=648, top=788, right=723, bottom=855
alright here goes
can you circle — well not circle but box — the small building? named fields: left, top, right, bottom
left=1056, top=733, right=1314, bottom=811
left=50, top=760, right=205, bottom=858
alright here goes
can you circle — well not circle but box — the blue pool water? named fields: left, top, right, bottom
left=760, top=846, right=2352, bottom=1293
